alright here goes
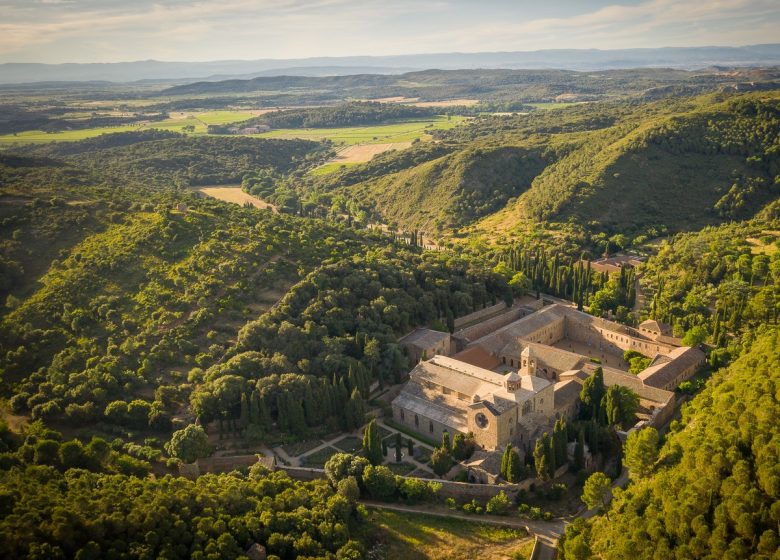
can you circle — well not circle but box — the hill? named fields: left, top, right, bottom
left=3, top=45, right=780, bottom=84
left=161, top=67, right=780, bottom=104
left=307, top=92, right=779, bottom=247
left=561, top=325, right=780, bottom=559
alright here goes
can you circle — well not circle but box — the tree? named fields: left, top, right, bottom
left=394, top=432, right=402, bottom=463
left=580, top=367, right=606, bottom=422
left=239, top=393, right=249, bottom=431
left=430, top=447, right=452, bottom=476
left=441, top=430, right=450, bottom=452
left=623, top=427, right=659, bottom=480
left=603, top=385, right=639, bottom=428
left=362, top=419, right=382, bottom=465
left=582, top=472, right=612, bottom=516
left=574, top=427, right=586, bottom=471
left=506, top=448, right=524, bottom=482
left=452, top=433, right=473, bottom=461
left=165, top=424, right=211, bottom=463
left=553, top=417, right=568, bottom=467
left=407, top=438, right=414, bottom=457
left=337, top=476, right=360, bottom=504
left=682, top=325, right=708, bottom=347
left=362, top=464, right=397, bottom=500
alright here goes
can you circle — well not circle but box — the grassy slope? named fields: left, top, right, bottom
left=363, top=510, right=533, bottom=560
left=336, top=139, right=562, bottom=232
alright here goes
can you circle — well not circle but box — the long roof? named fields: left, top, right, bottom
left=399, top=327, right=450, bottom=349
left=392, top=389, right=467, bottom=431
left=638, top=346, right=705, bottom=388
left=468, top=304, right=566, bottom=354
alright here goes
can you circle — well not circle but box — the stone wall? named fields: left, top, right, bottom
left=564, top=312, right=675, bottom=357
left=279, top=466, right=327, bottom=481
left=179, top=454, right=272, bottom=479
left=391, top=402, right=461, bottom=444
left=454, top=305, right=533, bottom=348
left=454, top=301, right=509, bottom=329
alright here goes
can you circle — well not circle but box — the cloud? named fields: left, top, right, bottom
left=0, top=0, right=777, bottom=62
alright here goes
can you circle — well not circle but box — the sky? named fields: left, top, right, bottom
left=0, top=0, right=778, bottom=63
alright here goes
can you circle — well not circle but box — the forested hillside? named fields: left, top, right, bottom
left=306, top=92, right=779, bottom=246
left=228, top=102, right=437, bottom=131
left=22, top=132, right=329, bottom=186
left=561, top=326, right=780, bottom=559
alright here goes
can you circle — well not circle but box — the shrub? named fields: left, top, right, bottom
left=486, top=491, right=512, bottom=515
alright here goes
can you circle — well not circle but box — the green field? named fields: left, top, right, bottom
left=308, top=161, right=362, bottom=176
left=256, top=116, right=465, bottom=145
left=0, top=110, right=257, bottom=145
left=0, top=113, right=463, bottom=147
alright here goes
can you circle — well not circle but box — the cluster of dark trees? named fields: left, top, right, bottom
left=190, top=248, right=513, bottom=437
left=0, top=462, right=367, bottom=560
left=220, top=102, right=437, bottom=132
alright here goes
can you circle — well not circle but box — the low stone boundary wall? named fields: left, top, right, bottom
left=179, top=454, right=273, bottom=478
left=280, top=466, right=327, bottom=481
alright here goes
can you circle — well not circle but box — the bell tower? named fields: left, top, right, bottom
left=520, top=345, right=537, bottom=376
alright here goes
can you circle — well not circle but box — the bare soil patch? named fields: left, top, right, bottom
left=332, top=142, right=412, bottom=163
left=196, top=186, right=276, bottom=211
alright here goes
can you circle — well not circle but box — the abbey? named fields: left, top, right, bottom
left=392, top=302, right=704, bottom=452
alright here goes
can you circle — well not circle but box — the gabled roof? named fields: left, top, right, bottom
left=452, top=346, right=502, bottom=370
left=638, top=346, right=705, bottom=388
left=399, top=328, right=450, bottom=349
left=554, top=379, right=582, bottom=411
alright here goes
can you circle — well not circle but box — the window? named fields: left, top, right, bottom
left=475, top=413, right=489, bottom=429
left=400, top=409, right=405, bottom=421
left=429, top=421, right=434, bottom=433
left=414, top=414, right=419, bottom=427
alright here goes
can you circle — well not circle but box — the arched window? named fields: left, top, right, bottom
left=429, top=421, right=434, bottom=433
left=400, top=409, right=405, bottom=421
left=414, top=414, right=419, bottom=427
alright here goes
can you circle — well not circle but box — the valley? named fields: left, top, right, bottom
left=0, top=49, right=778, bottom=560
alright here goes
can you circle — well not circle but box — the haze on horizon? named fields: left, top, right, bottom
left=1, top=0, right=778, bottom=65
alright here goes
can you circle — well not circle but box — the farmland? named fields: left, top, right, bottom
left=0, top=110, right=259, bottom=145
left=255, top=116, right=465, bottom=145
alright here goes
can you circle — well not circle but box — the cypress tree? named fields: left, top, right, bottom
left=574, top=426, right=586, bottom=471
left=501, top=443, right=512, bottom=480
left=362, top=419, right=383, bottom=465
left=407, top=438, right=414, bottom=456
left=239, top=393, right=249, bottom=431
left=395, top=432, right=402, bottom=462
left=249, top=390, right=261, bottom=425
left=287, top=394, right=306, bottom=436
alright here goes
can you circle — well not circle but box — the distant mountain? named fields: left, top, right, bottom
left=2, top=44, right=779, bottom=85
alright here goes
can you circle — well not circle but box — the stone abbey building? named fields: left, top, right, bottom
left=392, top=302, right=704, bottom=453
